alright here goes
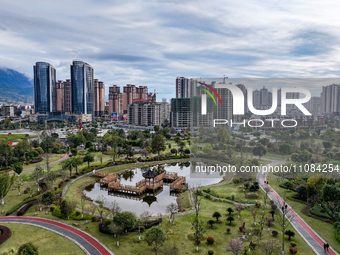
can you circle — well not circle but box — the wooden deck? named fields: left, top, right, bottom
left=97, top=170, right=187, bottom=195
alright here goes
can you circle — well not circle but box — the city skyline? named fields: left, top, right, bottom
left=2, top=1, right=340, bottom=102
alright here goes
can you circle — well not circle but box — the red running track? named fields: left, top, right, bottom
left=0, top=216, right=112, bottom=255
left=262, top=172, right=337, bottom=255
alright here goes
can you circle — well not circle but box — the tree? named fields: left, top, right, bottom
left=71, top=156, right=83, bottom=174
left=212, top=211, right=222, bottom=221
left=178, top=141, right=186, bottom=155
left=258, top=138, right=270, bottom=146
left=252, top=144, right=267, bottom=158
left=226, top=238, right=243, bottom=255
left=263, top=239, right=281, bottom=255
left=174, top=136, right=181, bottom=144
left=145, top=227, right=166, bottom=255
left=18, top=242, right=39, bottom=255
left=227, top=216, right=234, bottom=225
left=0, top=172, right=16, bottom=211
left=322, top=141, right=332, bottom=149
left=98, top=153, right=104, bottom=166
left=114, top=211, right=137, bottom=232
left=191, top=216, right=205, bottom=252
left=279, top=143, right=292, bottom=155
left=227, top=207, right=234, bottom=215
left=154, top=125, right=160, bottom=133
left=31, top=166, right=44, bottom=191
left=60, top=199, right=73, bottom=219
left=170, top=148, right=177, bottom=155
left=13, top=163, right=23, bottom=176
left=151, top=134, right=166, bottom=158
left=202, top=143, right=213, bottom=154
left=166, top=202, right=178, bottom=224
left=207, top=219, right=215, bottom=228
left=80, top=194, right=88, bottom=219
left=285, top=230, right=295, bottom=240
left=62, top=158, right=75, bottom=177
left=0, top=141, right=13, bottom=167
left=83, top=153, right=94, bottom=168
left=108, top=200, right=121, bottom=221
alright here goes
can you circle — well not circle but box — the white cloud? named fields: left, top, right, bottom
left=0, top=0, right=340, bottom=100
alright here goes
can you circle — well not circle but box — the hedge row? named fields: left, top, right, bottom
left=24, top=180, right=47, bottom=201
left=0, top=225, right=11, bottom=245
left=17, top=200, right=38, bottom=216
left=6, top=197, right=37, bottom=216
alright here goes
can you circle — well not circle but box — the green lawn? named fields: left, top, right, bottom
left=0, top=133, right=36, bottom=142
left=23, top=196, right=314, bottom=255
left=0, top=223, right=86, bottom=255
left=23, top=156, right=61, bottom=170
left=267, top=172, right=340, bottom=253
left=209, top=183, right=267, bottom=205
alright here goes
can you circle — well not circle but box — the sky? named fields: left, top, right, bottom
left=1, top=0, right=340, bottom=101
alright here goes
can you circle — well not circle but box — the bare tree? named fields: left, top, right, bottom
left=96, top=195, right=107, bottom=222
left=80, top=194, right=88, bottom=219
left=226, top=238, right=243, bottom=255
left=276, top=206, right=292, bottom=254
left=166, top=203, right=178, bottom=225
left=109, top=200, right=121, bottom=221
left=263, top=239, right=281, bottom=255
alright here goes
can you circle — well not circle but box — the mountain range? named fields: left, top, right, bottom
left=0, top=68, right=33, bottom=103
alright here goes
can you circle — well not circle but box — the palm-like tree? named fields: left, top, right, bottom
left=71, top=156, right=83, bottom=174
left=62, top=159, right=75, bottom=177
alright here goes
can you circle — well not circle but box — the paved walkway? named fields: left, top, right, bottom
left=9, top=153, right=70, bottom=175
left=257, top=160, right=338, bottom=255
left=0, top=216, right=113, bottom=255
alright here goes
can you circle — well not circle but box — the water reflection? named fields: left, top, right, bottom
left=84, top=161, right=223, bottom=214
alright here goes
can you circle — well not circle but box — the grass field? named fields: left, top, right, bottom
left=0, top=133, right=35, bottom=142
left=23, top=195, right=314, bottom=255
left=267, top=172, right=340, bottom=253
left=0, top=223, right=86, bottom=255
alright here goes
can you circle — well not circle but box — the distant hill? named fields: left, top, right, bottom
left=0, top=68, right=33, bottom=102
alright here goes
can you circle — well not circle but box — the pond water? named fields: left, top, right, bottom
left=83, top=161, right=224, bottom=215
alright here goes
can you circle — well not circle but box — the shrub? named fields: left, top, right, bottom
left=239, top=226, right=245, bottom=232
left=290, top=242, right=297, bottom=247
left=272, top=230, right=278, bottom=237
left=333, top=222, right=340, bottom=228
left=208, top=250, right=214, bottom=255
left=206, top=236, right=215, bottom=244
left=18, top=242, right=38, bottom=255
left=195, top=239, right=201, bottom=245
left=92, top=216, right=98, bottom=222
left=65, top=178, right=70, bottom=182
left=255, top=202, right=261, bottom=208
left=140, top=226, right=145, bottom=232
left=226, top=228, right=231, bottom=234
left=41, top=191, right=55, bottom=205
left=289, top=247, right=298, bottom=254
left=0, top=225, right=11, bottom=245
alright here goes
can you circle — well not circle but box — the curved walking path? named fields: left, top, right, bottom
left=258, top=159, right=338, bottom=255
left=9, top=153, right=70, bottom=175
left=0, top=216, right=113, bottom=255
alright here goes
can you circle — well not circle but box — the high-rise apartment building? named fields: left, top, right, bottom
left=170, top=98, right=191, bottom=128
left=306, top=96, right=321, bottom=114
left=55, top=81, right=64, bottom=112
left=128, top=102, right=170, bottom=126
left=109, top=85, right=123, bottom=115
left=34, top=62, right=56, bottom=114
left=64, top=79, right=72, bottom=113
left=176, top=77, right=199, bottom=98
left=94, top=79, right=105, bottom=117
left=321, top=84, right=340, bottom=114
left=70, top=60, right=94, bottom=115
left=109, top=84, right=156, bottom=115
